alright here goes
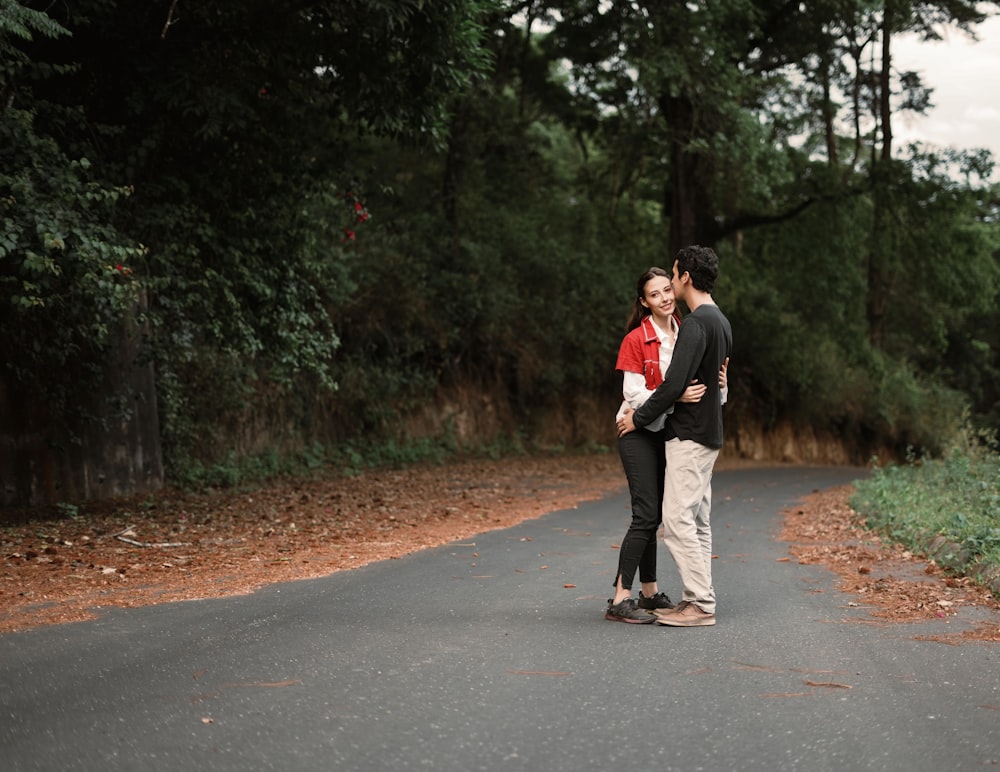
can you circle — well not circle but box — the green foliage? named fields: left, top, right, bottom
left=179, top=448, right=303, bottom=490
left=3, top=0, right=497, bottom=476
left=173, top=429, right=527, bottom=490
left=3, top=0, right=1000, bottom=498
left=172, top=443, right=323, bottom=492
left=852, top=427, right=1000, bottom=576
left=1, top=21, right=147, bottom=429
left=54, top=502, right=81, bottom=520
left=324, top=85, right=650, bottom=441
left=328, top=428, right=548, bottom=478
left=0, top=0, right=66, bottom=58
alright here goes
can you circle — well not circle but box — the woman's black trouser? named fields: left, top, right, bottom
left=614, top=426, right=665, bottom=589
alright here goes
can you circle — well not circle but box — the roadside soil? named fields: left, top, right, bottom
left=782, top=484, right=1000, bottom=643
left=2, top=454, right=999, bottom=641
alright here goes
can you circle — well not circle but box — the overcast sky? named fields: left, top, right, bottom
left=892, top=15, right=1000, bottom=179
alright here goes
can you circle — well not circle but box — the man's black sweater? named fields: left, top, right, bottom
left=631, top=304, right=732, bottom=449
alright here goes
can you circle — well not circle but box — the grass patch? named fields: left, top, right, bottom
left=851, top=432, right=1000, bottom=578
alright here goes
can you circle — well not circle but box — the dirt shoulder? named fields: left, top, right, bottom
left=1, top=453, right=627, bottom=633
left=781, top=484, right=1000, bottom=643
left=2, top=454, right=998, bottom=641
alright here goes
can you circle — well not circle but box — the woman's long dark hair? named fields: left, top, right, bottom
left=625, top=267, right=671, bottom=332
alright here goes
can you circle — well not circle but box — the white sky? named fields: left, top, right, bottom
left=892, top=14, right=1000, bottom=180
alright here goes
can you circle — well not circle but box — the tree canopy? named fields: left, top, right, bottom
left=2, top=0, right=998, bottom=501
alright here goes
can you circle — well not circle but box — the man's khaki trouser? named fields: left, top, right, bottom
left=662, top=438, right=720, bottom=614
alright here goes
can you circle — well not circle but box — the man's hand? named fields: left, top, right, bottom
left=617, top=408, right=636, bottom=437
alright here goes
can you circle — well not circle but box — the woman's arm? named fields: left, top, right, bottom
left=623, top=370, right=706, bottom=408
left=621, top=370, right=653, bottom=411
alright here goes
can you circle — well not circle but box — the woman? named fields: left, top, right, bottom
left=605, top=267, right=728, bottom=623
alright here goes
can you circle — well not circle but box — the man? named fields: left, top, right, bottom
left=616, top=245, right=732, bottom=627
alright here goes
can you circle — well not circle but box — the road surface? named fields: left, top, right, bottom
left=2, top=465, right=998, bottom=770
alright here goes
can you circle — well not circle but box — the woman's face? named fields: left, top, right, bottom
left=641, top=275, right=675, bottom=322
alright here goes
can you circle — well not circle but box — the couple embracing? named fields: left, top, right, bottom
left=607, top=245, right=732, bottom=628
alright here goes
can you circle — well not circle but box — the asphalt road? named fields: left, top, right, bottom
left=2, top=465, right=998, bottom=771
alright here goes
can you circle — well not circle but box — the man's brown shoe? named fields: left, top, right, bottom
left=652, top=600, right=686, bottom=619
left=654, top=600, right=715, bottom=627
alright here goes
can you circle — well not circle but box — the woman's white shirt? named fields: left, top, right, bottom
left=615, top=316, right=677, bottom=431
left=615, top=316, right=729, bottom=430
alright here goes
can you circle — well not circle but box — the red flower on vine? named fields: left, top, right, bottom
left=341, top=189, right=371, bottom=244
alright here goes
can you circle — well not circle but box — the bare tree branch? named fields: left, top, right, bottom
left=161, top=0, right=180, bottom=39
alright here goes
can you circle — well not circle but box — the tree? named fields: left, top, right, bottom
left=866, top=0, right=991, bottom=345
left=1, top=4, right=162, bottom=503
left=2, top=0, right=498, bottom=499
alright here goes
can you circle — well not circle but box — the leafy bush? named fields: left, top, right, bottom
left=1, top=104, right=147, bottom=432
left=851, top=425, right=1000, bottom=577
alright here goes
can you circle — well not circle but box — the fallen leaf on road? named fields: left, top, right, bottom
left=804, top=680, right=852, bottom=689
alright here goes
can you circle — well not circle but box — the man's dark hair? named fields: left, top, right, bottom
left=675, top=245, right=719, bottom=292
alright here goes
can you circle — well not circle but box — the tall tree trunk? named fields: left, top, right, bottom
left=0, top=296, right=163, bottom=506
left=820, top=49, right=839, bottom=168
left=518, top=0, right=537, bottom=119
left=866, top=195, right=890, bottom=348
left=442, top=106, right=469, bottom=257
left=867, top=9, right=896, bottom=347
left=660, top=94, right=718, bottom=255
left=879, top=7, right=894, bottom=161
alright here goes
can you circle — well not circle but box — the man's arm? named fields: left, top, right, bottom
left=631, top=322, right=706, bottom=428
